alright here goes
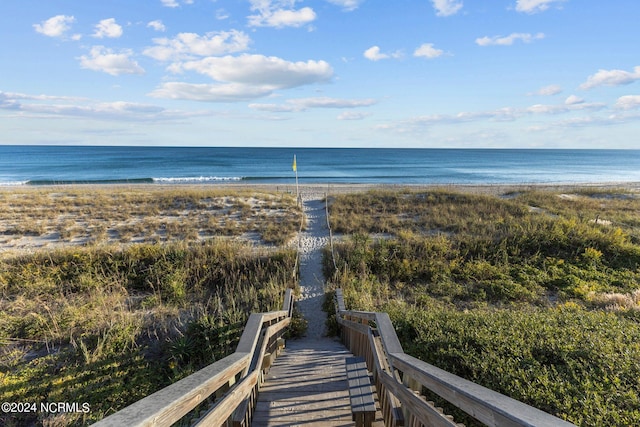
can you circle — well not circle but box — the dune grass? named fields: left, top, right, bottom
left=0, top=186, right=303, bottom=248
left=0, top=186, right=302, bottom=426
left=326, top=187, right=640, bottom=426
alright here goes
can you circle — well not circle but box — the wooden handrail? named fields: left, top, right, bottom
left=94, top=288, right=294, bottom=427
left=335, top=289, right=576, bottom=427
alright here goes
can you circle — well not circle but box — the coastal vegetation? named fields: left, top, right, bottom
left=0, top=186, right=302, bottom=247
left=0, top=187, right=301, bottom=426
left=326, top=188, right=640, bottom=426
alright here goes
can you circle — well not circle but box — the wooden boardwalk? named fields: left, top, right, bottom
left=252, top=337, right=357, bottom=427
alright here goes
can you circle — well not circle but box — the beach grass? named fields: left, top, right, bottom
left=326, top=187, right=640, bottom=426
left=0, top=186, right=303, bottom=249
left=0, top=185, right=302, bottom=426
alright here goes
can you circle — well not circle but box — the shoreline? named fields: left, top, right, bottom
left=2, top=181, right=640, bottom=193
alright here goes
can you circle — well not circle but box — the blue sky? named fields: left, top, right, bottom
left=1, top=0, right=639, bottom=148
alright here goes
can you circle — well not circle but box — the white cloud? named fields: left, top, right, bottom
left=564, top=95, right=584, bottom=105
left=178, top=54, right=333, bottom=87
left=0, top=91, right=87, bottom=103
left=431, top=0, right=463, bottom=17
left=93, top=18, right=123, bottom=39
left=151, top=54, right=333, bottom=102
left=363, top=46, right=402, bottom=61
left=580, top=66, right=640, bottom=90
left=144, top=30, right=251, bottom=61
left=532, top=84, right=562, bottom=96
left=378, top=100, right=607, bottom=133
left=528, top=101, right=604, bottom=115
left=149, top=82, right=274, bottom=102
left=615, top=95, right=640, bottom=110
left=338, top=111, right=371, bottom=120
left=476, top=32, right=544, bottom=46
left=147, top=20, right=166, bottom=32
left=249, top=103, right=298, bottom=113
left=33, top=15, right=75, bottom=38
left=250, top=97, right=376, bottom=112
left=364, top=46, right=387, bottom=61
left=0, top=91, right=194, bottom=122
left=515, top=0, right=566, bottom=14
left=161, top=0, right=194, bottom=7
left=216, top=9, right=230, bottom=20
left=414, top=43, right=444, bottom=59
left=325, top=0, right=364, bottom=11
left=248, top=0, right=316, bottom=28
left=79, top=46, right=145, bottom=76
left=0, top=93, right=20, bottom=110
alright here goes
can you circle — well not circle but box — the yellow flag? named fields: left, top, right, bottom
left=292, top=155, right=297, bottom=172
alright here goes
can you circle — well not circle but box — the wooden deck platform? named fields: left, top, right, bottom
left=252, top=337, right=359, bottom=427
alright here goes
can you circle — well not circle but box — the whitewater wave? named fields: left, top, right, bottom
left=153, top=176, right=244, bottom=183
left=0, top=181, right=29, bottom=186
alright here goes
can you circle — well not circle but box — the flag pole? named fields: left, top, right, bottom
left=293, top=154, right=299, bottom=207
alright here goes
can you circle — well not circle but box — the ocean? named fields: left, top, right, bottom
left=1, top=146, right=639, bottom=186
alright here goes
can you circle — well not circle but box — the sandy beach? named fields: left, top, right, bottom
left=2, top=182, right=639, bottom=254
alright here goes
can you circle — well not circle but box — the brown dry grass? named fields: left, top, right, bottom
left=0, top=185, right=302, bottom=251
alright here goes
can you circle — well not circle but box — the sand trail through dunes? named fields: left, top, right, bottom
left=296, top=191, right=330, bottom=338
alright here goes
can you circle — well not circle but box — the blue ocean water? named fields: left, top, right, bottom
left=0, top=146, right=639, bottom=186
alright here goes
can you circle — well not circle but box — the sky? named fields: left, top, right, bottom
left=1, top=0, right=639, bottom=148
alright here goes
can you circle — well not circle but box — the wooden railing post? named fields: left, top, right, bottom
left=335, top=305, right=576, bottom=427
left=95, top=296, right=294, bottom=427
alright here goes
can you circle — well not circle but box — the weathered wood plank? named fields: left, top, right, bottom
left=253, top=338, right=360, bottom=427
left=337, top=316, right=372, bottom=336
left=340, top=310, right=377, bottom=321
left=194, top=369, right=260, bottom=426
left=346, top=357, right=376, bottom=427
left=236, top=313, right=267, bottom=355
left=378, top=369, right=460, bottom=427
left=374, top=313, right=403, bottom=356
left=335, top=288, right=346, bottom=312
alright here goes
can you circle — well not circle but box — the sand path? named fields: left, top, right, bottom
left=296, top=191, right=330, bottom=338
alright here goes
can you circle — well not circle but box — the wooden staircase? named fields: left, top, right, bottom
left=94, top=287, right=577, bottom=427
left=252, top=337, right=357, bottom=426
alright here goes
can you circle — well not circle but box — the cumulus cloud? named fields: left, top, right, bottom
left=531, top=84, right=562, bottom=96
left=161, top=0, right=194, bottom=7
left=476, top=32, right=544, bottom=46
left=579, top=66, right=640, bottom=90
left=250, top=97, right=376, bottom=112
left=363, top=46, right=402, bottom=61
left=515, top=0, right=566, bottom=14
left=248, top=0, right=316, bottom=28
left=431, top=0, right=463, bottom=17
left=615, top=95, right=640, bottom=110
left=151, top=54, right=333, bottom=102
left=33, top=15, right=76, bottom=38
left=564, top=95, right=584, bottom=105
left=325, top=0, right=364, bottom=11
left=178, top=55, right=331, bottom=87
left=414, top=43, right=444, bottom=59
left=79, top=46, right=145, bottom=76
left=144, top=30, right=250, bottom=61
left=364, top=46, right=387, bottom=61
left=93, top=18, right=123, bottom=39
left=147, top=20, right=166, bottom=32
